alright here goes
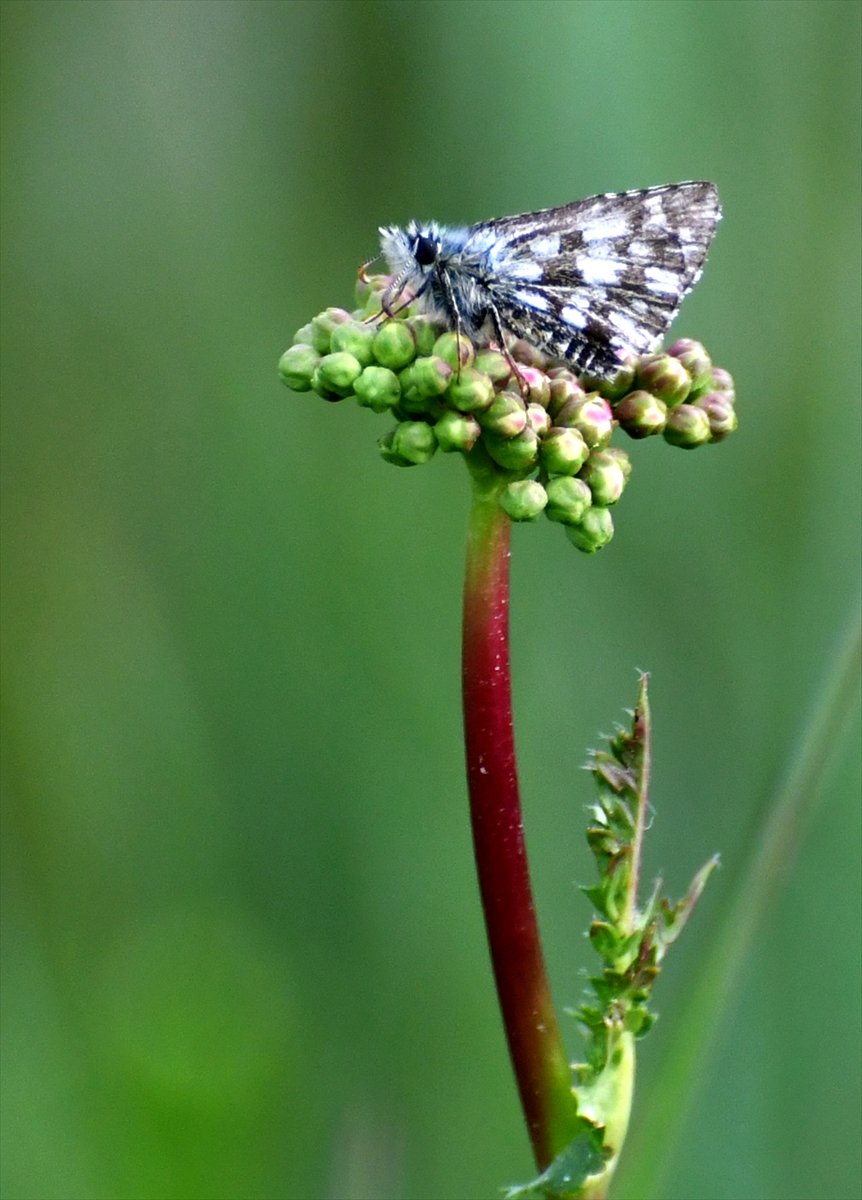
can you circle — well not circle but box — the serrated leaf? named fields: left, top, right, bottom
left=505, top=1125, right=611, bottom=1199
left=580, top=881, right=617, bottom=921
left=588, top=920, right=621, bottom=960
left=591, top=756, right=636, bottom=795
left=576, top=1003, right=604, bottom=1029
left=624, top=1006, right=656, bottom=1037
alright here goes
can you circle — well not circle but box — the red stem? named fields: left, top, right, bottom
left=461, top=468, right=579, bottom=1169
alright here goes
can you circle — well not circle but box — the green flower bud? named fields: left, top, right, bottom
left=412, top=355, right=454, bottom=398
left=557, top=395, right=615, bottom=447
left=315, top=351, right=363, bottom=396
left=581, top=354, right=636, bottom=401
left=500, top=479, right=548, bottom=522
left=312, top=369, right=349, bottom=402
left=378, top=428, right=411, bottom=466
left=473, top=349, right=513, bottom=388
left=710, top=367, right=736, bottom=402
left=544, top=476, right=592, bottom=525
left=636, top=353, right=691, bottom=408
left=355, top=272, right=387, bottom=308
left=515, top=365, right=551, bottom=407
left=435, top=410, right=481, bottom=453
left=357, top=288, right=386, bottom=320
left=579, top=449, right=627, bottom=505
left=406, top=316, right=440, bottom=357
left=694, top=391, right=737, bottom=441
left=663, top=403, right=712, bottom=448
left=613, top=389, right=667, bottom=438
left=484, top=427, right=539, bottom=472
left=354, top=364, right=402, bottom=412
left=391, top=419, right=437, bottom=465
left=478, top=390, right=527, bottom=438
left=294, top=321, right=316, bottom=346
left=396, top=368, right=444, bottom=418
left=433, top=331, right=475, bottom=370
left=526, top=403, right=551, bottom=438
left=278, top=344, right=320, bottom=392
left=397, top=363, right=416, bottom=395
left=311, top=307, right=353, bottom=354
left=329, top=321, right=376, bottom=367
left=566, top=505, right=614, bottom=553
left=547, top=375, right=586, bottom=420
left=668, top=338, right=713, bottom=393
left=373, top=320, right=417, bottom=370
left=539, top=426, right=590, bottom=475
left=353, top=275, right=372, bottom=309
left=446, top=367, right=495, bottom=414
left=603, top=445, right=632, bottom=481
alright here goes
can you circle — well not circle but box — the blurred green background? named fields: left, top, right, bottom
left=2, top=2, right=860, bottom=1198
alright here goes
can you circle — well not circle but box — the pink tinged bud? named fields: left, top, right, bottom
left=547, top=375, right=586, bottom=420
left=663, top=403, right=712, bottom=448
left=613, top=390, right=668, bottom=438
left=526, top=403, right=551, bottom=437
left=667, top=338, right=713, bottom=392
left=636, top=353, right=691, bottom=408
left=579, top=450, right=627, bottom=505
left=539, top=427, right=590, bottom=476
left=694, top=391, right=737, bottom=441
left=478, top=391, right=528, bottom=438
left=709, top=367, right=736, bottom=402
left=515, top=366, right=551, bottom=407
left=562, top=396, right=615, bottom=448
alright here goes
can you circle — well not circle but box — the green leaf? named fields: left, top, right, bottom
left=504, top=1125, right=610, bottom=1199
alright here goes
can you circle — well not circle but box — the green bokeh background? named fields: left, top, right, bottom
left=2, top=2, right=860, bottom=1198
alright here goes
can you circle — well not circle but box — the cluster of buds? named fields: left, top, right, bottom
left=278, top=275, right=736, bottom=553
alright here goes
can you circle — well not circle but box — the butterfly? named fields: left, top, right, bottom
left=377, top=182, right=721, bottom=378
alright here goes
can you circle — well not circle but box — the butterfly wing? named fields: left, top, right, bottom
left=464, top=182, right=721, bottom=375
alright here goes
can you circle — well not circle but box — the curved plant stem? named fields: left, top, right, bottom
left=461, top=457, right=580, bottom=1170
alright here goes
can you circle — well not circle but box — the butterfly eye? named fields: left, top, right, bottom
left=413, top=235, right=438, bottom=267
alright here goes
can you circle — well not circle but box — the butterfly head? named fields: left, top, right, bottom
left=379, top=220, right=442, bottom=286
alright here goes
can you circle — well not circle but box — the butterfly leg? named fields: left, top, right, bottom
left=487, top=301, right=530, bottom=398
left=364, top=273, right=429, bottom=326
left=435, top=266, right=469, bottom=380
